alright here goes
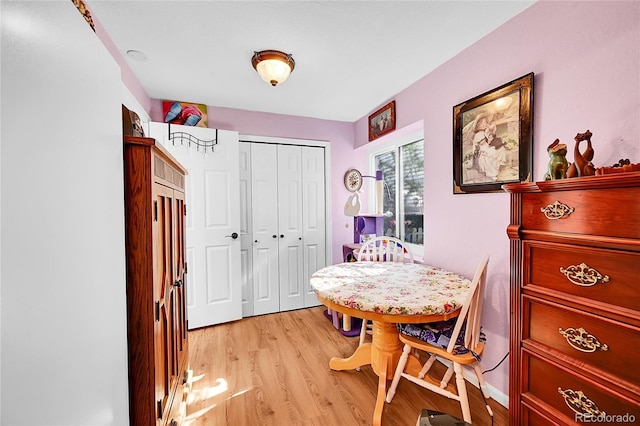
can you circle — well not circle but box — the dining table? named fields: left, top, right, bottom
left=310, top=261, right=472, bottom=426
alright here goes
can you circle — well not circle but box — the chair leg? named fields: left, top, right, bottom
left=473, top=364, right=491, bottom=398
left=440, top=365, right=454, bottom=389
left=472, top=364, right=494, bottom=418
left=453, top=363, right=472, bottom=423
left=386, top=344, right=411, bottom=403
left=418, top=354, right=437, bottom=379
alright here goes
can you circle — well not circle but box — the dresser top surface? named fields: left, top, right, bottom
left=503, top=172, right=640, bottom=193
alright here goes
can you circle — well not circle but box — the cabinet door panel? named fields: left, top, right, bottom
left=153, top=183, right=175, bottom=422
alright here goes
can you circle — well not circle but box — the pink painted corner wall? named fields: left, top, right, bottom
left=354, top=0, right=639, bottom=397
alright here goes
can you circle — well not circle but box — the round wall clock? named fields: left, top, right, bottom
left=344, top=168, right=363, bottom=192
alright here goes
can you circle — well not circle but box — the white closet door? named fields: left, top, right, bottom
left=251, top=144, right=280, bottom=315
left=302, top=146, right=326, bottom=308
left=149, top=122, right=242, bottom=328
left=238, top=143, right=254, bottom=317
left=277, top=145, right=305, bottom=311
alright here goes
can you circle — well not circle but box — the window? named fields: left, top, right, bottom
left=370, top=134, right=424, bottom=254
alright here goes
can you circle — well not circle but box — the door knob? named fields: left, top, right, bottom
left=273, top=235, right=277, bottom=238
left=280, top=234, right=284, bottom=238
left=225, top=232, right=239, bottom=239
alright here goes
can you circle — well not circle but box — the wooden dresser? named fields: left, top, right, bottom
left=124, top=136, right=190, bottom=425
left=504, top=173, right=640, bottom=425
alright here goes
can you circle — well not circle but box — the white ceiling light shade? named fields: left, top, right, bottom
left=251, top=50, right=295, bottom=87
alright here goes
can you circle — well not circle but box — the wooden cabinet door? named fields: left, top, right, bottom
left=171, top=189, right=188, bottom=382
left=153, top=182, right=175, bottom=424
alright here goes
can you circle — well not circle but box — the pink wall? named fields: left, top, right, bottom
left=354, top=0, right=640, bottom=396
left=105, top=0, right=639, bottom=400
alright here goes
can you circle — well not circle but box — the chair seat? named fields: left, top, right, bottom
left=398, top=333, right=485, bottom=365
left=397, top=320, right=485, bottom=361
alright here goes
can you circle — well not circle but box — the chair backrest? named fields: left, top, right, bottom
left=446, top=255, right=490, bottom=353
left=357, top=236, right=414, bottom=263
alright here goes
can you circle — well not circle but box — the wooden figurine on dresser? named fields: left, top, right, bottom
left=545, top=129, right=640, bottom=181
left=565, top=129, right=595, bottom=178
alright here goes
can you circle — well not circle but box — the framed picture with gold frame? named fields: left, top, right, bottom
left=453, top=73, right=533, bottom=194
left=369, top=100, right=396, bottom=141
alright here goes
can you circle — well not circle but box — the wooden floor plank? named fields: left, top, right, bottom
left=185, top=306, right=508, bottom=426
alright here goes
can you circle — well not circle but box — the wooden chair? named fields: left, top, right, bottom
left=386, top=256, right=492, bottom=424
left=356, top=236, right=414, bottom=346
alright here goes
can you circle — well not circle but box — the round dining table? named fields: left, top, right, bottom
left=310, top=261, right=472, bottom=426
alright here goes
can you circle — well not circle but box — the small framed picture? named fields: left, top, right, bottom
left=369, top=100, right=396, bottom=141
left=453, top=73, right=533, bottom=194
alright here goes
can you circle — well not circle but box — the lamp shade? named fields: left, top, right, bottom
left=251, top=50, right=295, bottom=86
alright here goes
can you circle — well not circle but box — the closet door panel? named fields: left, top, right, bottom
left=238, top=143, right=254, bottom=317
left=278, top=145, right=304, bottom=311
left=302, top=147, right=326, bottom=307
left=251, top=144, right=280, bottom=315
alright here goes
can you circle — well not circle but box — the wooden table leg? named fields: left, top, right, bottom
left=329, top=343, right=372, bottom=371
left=327, top=321, right=404, bottom=426
left=371, top=322, right=403, bottom=426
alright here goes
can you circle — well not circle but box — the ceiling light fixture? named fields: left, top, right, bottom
left=251, top=50, right=295, bottom=87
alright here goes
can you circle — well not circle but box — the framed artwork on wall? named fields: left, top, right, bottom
left=369, top=100, right=396, bottom=141
left=162, top=100, right=208, bottom=128
left=453, top=73, right=533, bottom=194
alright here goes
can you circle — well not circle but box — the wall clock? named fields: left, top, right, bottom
left=344, top=168, right=363, bottom=192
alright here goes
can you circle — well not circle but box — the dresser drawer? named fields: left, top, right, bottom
left=521, top=403, right=566, bottom=426
left=524, top=241, right=639, bottom=315
left=521, top=187, right=640, bottom=239
left=524, top=295, right=640, bottom=387
left=523, top=350, right=640, bottom=423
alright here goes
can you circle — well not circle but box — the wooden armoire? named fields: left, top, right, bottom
left=123, top=135, right=190, bottom=425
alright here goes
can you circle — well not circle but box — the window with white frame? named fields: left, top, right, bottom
left=369, top=132, right=424, bottom=254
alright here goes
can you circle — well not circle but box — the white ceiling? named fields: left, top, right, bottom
left=89, top=1, right=535, bottom=122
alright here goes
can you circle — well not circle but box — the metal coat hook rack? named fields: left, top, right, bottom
left=168, top=123, right=218, bottom=153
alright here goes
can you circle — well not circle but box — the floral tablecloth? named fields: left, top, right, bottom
left=310, top=262, right=471, bottom=317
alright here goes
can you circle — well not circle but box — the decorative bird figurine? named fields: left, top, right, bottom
left=567, top=130, right=596, bottom=178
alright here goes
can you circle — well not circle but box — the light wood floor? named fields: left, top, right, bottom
left=185, top=306, right=507, bottom=426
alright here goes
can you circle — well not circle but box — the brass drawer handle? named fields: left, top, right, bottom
left=558, top=388, right=605, bottom=417
left=541, top=201, right=575, bottom=219
left=559, top=263, right=610, bottom=287
left=558, top=327, right=609, bottom=352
